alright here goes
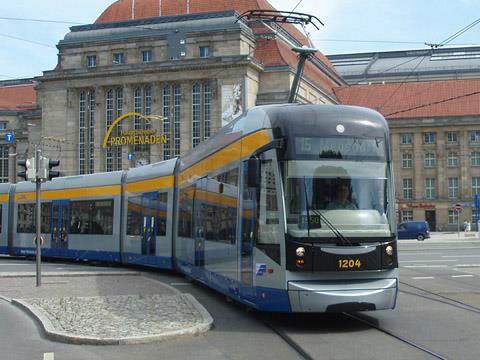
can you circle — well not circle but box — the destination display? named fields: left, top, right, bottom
left=295, top=137, right=385, bottom=159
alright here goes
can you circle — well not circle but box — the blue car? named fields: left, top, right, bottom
left=397, top=221, right=430, bottom=241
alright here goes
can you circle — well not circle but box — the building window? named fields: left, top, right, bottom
left=471, top=152, right=480, bottom=166
left=113, top=52, right=124, bottom=65
left=132, top=85, right=151, bottom=156
left=174, top=85, right=181, bottom=156
left=142, top=50, right=152, bottom=63
left=79, top=90, right=96, bottom=174
left=401, top=210, right=413, bottom=222
left=0, top=122, right=7, bottom=130
left=0, top=145, right=8, bottom=183
left=204, top=82, right=212, bottom=140
left=400, top=133, right=412, bottom=145
left=199, top=46, right=211, bottom=58
left=163, top=85, right=171, bottom=160
left=447, top=132, right=458, bottom=143
left=448, top=210, right=459, bottom=225
left=425, top=178, right=436, bottom=199
left=470, top=131, right=480, bottom=142
left=472, top=177, right=480, bottom=197
left=424, top=152, right=436, bottom=167
left=402, top=153, right=412, bottom=168
left=447, top=152, right=458, bottom=167
left=424, top=132, right=436, bottom=144
left=192, top=82, right=212, bottom=148
left=162, top=84, right=182, bottom=160
left=192, top=83, right=201, bottom=148
left=403, top=178, right=413, bottom=200
left=86, top=55, right=97, bottom=68
left=448, top=177, right=459, bottom=199
left=105, top=87, right=123, bottom=172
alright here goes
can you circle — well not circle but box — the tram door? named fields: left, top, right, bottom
left=51, top=200, right=70, bottom=249
left=194, top=179, right=206, bottom=267
left=141, top=192, right=157, bottom=256
left=240, top=161, right=256, bottom=301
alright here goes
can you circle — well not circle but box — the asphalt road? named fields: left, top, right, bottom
left=1, top=236, right=480, bottom=360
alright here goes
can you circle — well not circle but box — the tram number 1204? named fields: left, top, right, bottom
left=338, top=259, right=362, bottom=269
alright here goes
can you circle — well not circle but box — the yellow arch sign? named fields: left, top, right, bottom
left=102, top=112, right=165, bottom=149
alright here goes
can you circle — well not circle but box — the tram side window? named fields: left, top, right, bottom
left=204, top=168, right=239, bottom=244
left=178, top=186, right=194, bottom=238
left=0, top=204, right=2, bottom=233
left=70, top=200, right=113, bottom=235
left=257, top=160, right=281, bottom=264
left=17, top=203, right=52, bottom=233
left=127, top=195, right=143, bottom=235
left=153, top=192, right=168, bottom=236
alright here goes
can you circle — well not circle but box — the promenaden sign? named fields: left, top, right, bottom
left=102, top=112, right=167, bottom=149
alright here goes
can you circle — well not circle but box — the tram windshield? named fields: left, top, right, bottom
left=283, top=158, right=392, bottom=239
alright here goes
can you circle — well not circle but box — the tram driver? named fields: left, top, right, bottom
left=327, top=182, right=357, bottom=210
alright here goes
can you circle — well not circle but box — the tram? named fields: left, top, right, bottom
left=0, top=104, right=398, bottom=313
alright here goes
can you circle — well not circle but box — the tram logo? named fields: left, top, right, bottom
left=102, top=112, right=167, bottom=149
left=256, top=263, right=267, bottom=276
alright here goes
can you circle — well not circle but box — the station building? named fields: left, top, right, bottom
left=32, top=0, right=344, bottom=176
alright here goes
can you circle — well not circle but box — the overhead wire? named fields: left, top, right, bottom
left=0, top=16, right=82, bottom=25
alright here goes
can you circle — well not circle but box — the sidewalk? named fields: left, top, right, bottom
left=429, top=231, right=480, bottom=241
left=0, top=270, right=213, bottom=345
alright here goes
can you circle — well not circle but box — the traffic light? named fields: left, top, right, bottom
left=17, top=157, right=36, bottom=182
left=48, top=159, right=60, bottom=180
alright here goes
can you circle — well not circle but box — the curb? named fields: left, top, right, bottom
left=12, top=294, right=213, bottom=345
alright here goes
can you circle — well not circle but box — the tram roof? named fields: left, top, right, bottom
left=126, top=158, right=178, bottom=183
left=179, top=104, right=389, bottom=170
left=15, top=171, right=124, bottom=193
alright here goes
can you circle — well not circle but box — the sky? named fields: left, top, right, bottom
left=1, top=0, right=479, bottom=81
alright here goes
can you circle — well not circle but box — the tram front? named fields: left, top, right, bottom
left=252, top=105, right=398, bottom=313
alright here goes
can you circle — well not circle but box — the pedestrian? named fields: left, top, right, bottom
left=463, top=220, right=468, bottom=232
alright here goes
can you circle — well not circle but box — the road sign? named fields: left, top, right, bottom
left=455, top=202, right=463, bottom=212
left=128, top=153, right=133, bottom=160
left=5, top=133, right=14, bottom=143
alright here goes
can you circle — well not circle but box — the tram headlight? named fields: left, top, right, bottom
left=296, top=247, right=305, bottom=257
left=385, top=245, right=393, bottom=256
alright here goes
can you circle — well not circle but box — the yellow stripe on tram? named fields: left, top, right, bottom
left=180, top=130, right=270, bottom=185
left=15, top=185, right=121, bottom=202
left=0, top=194, right=9, bottom=202
left=126, top=176, right=174, bottom=194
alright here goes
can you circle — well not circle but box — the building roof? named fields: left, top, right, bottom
left=328, top=46, right=480, bottom=84
left=334, top=79, right=480, bottom=119
left=93, top=0, right=344, bottom=94
left=0, top=82, right=37, bottom=111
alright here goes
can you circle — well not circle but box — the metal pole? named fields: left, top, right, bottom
left=35, top=148, right=42, bottom=287
left=457, top=211, right=460, bottom=239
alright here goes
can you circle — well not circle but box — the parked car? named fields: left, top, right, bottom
left=397, top=221, right=430, bottom=241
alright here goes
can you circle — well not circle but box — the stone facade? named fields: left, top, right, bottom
left=390, top=117, right=480, bottom=231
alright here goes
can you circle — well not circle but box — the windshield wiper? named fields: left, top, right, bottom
left=309, top=208, right=352, bottom=246
left=302, top=177, right=311, bottom=238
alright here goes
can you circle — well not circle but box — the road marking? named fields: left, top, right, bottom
left=403, top=265, right=449, bottom=268
left=0, top=264, right=33, bottom=266
left=455, top=264, right=480, bottom=268
left=451, top=275, right=474, bottom=278
left=170, top=282, right=192, bottom=286
left=442, top=255, right=480, bottom=258
left=401, top=260, right=457, bottom=263
left=44, top=353, right=54, bottom=360
left=412, top=277, right=435, bottom=280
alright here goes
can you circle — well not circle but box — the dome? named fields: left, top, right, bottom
left=95, top=0, right=275, bottom=23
